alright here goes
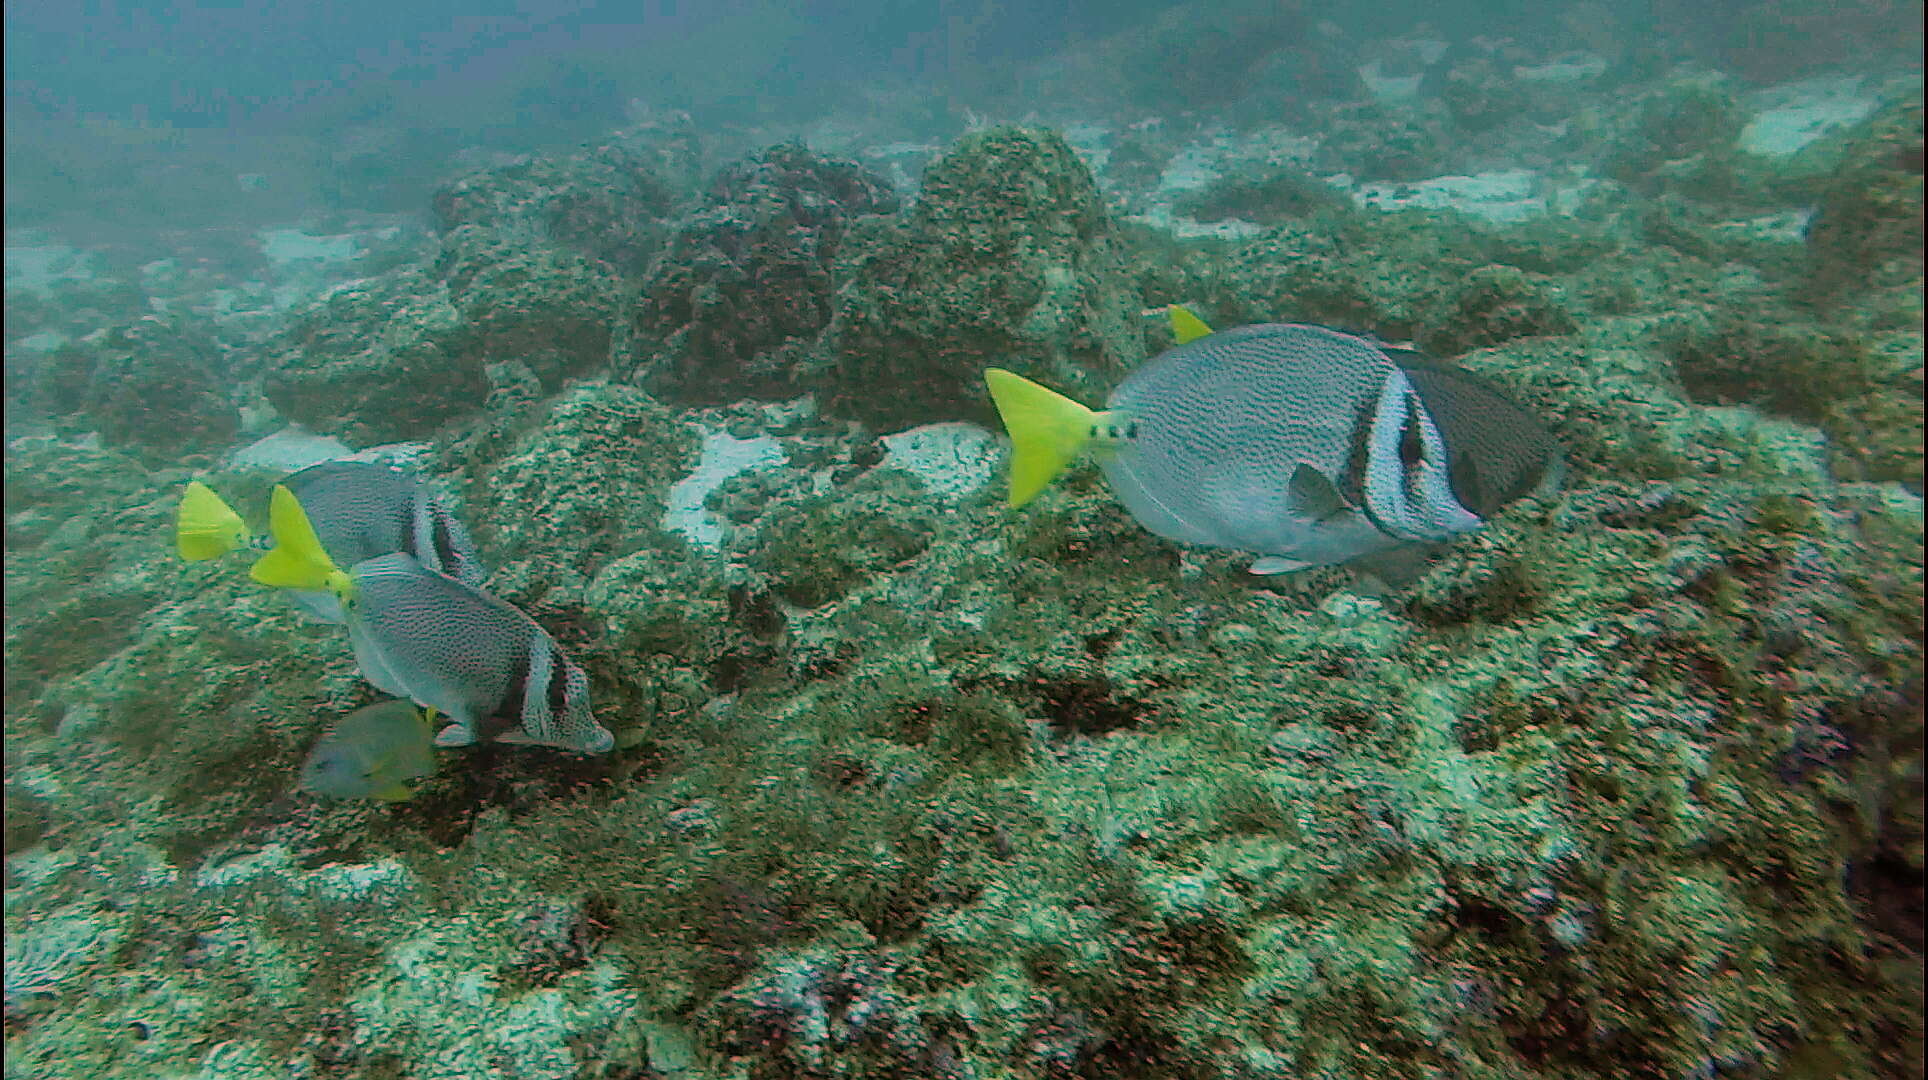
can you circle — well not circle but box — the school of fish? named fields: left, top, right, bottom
left=176, top=307, right=1561, bottom=798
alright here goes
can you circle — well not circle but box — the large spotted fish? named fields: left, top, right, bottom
left=249, top=486, right=614, bottom=754
left=985, top=312, right=1561, bottom=575
left=176, top=460, right=486, bottom=622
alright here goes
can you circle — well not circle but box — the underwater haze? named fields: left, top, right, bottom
left=4, top=1, right=1924, bottom=1078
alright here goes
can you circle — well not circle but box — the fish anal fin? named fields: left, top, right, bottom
left=432, top=721, right=477, bottom=747
left=373, top=782, right=416, bottom=803
left=1250, top=555, right=1315, bottom=575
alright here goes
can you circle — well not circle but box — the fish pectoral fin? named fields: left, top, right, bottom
left=1250, top=555, right=1316, bottom=575
left=1168, top=304, right=1213, bottom=344
left=1286, top=464, right=1349, bottom=522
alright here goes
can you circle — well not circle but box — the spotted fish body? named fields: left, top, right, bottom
left=342, top=554, right=612, bottom=754
left=986, top=320, right=1561, bottom=574
left=1098, top=324, right=1480, bottom=570
left=281, top=462, right=486, bottom=622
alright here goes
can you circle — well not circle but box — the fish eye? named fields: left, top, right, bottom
left=1126, top=422, right=1140, bottom=438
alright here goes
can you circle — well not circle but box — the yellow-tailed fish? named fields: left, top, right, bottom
left=985, top=320, right=1560, bottom=575
left=1167, top=303, right=1213, bottom=344
left=177, top=461, right=486, bottom=622
left=253, top=486, right=613, bottom=754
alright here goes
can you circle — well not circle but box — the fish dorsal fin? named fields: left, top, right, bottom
left=251, top=485, right=355, bottom=604
left=1287, top=464, right=1348, bottom=522
left=984, top=368, right=1098, bottom=507
left=1168, top=305, right=1213, bottom=344
left=176, top=481, right=250, bottom=561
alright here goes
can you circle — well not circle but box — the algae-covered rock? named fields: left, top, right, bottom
left=1806, top=102, right=1925, bottom=296
left=431, top=139, right=684, bottom=276
left=261, top=228, right=624, bottom=442
left=1597, top=74, right=1747, bottom=197
left=4, top=119, right=1922, bottom=1080
left=441, top=380, right=695, bottom=608
left=1320, top=102, right=1452, bottom=182
left=827, top=126, right=1148, bottom=425
left=1439, top=56, right=1517, bottom=134
left=1213, top=213, right=1488, bottom=340
left=20, top=315, right=239, bottom=460
left=1170, top=166, right=1350, bottom=225
left=633, top=144, right=899, bottom=404
left=1660, top=309, right=1923, bottom=486
left=1419, top=263, right=1578, bottom=355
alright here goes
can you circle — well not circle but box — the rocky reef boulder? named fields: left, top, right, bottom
left=260, top=226, right=625, bottom=443
left=438, top=379, right=695, bottom=609
left=18, top=314, right=239, bottom=462
left=1596, top=74, right=1747, bottom=197
left=826, top=126, right=1148, bottom=426
left=430, top=136, right=690, bottom=276
left=631, top=144, right=899, bottom=404
left=1661, top=310, right=1923, bottom=487
left=1806, top=101, right=1925, bottom=297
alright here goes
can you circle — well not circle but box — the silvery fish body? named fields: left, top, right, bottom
left=1096, top=323, right=1554, bottom=573
left=280, top=461, right=486, bottom=622
left=341, top=553, right=613, bottom=754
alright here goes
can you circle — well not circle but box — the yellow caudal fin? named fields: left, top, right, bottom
left=250, top=485, right=353, bottom=602
left=984, top=368, right=1098, bottom=507
left=176, top=481, right=250, bottom=561
left=1169, top=304, right=1213, bottom=344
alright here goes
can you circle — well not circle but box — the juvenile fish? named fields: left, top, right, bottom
left=301, top=698, right=438, bottom=802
